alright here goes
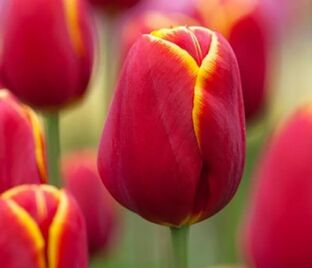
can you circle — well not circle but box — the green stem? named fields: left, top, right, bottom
left=170, top=226, right=190, bottom=268
left=44, top=112, right=61, bottom=187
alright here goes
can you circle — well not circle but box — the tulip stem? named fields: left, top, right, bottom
left=44, top=112, right=61, bottom=187
left=170, top=226, right=190, bottom=268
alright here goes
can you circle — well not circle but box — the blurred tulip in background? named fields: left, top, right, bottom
left=0, top=89, right=47, bottom=193
left=242, top=106, right=312, bottom=267
left=194, top=0, right=270, bottom=120
left=62, top=150, right=118, bottom=254
left=89, top=0, right=142, bottom=12
left=0, top=184, right=88, bottom=268
left=120, top=10, right=199, bottom=58
left=98, top=26, right=245, bottom=227
left=0, top=0, right=94, bottom=109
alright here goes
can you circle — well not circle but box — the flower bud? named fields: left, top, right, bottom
left=194, top=0, right=269, bottom=120
left=62, top=150, right=118, bottom=254
left=0, top=184, right=88, bottom=268
left=0, top=89, right=47, bottom=192
left=0, top=0, right=94, bottom=109
left=98, top=26, right=246, bottom=227
left=242, top=106, right=312, bottom=267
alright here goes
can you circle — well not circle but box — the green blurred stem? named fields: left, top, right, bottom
left=170, top=226, right=190, bottom=268
left=44, top=112, right=61, bottom=187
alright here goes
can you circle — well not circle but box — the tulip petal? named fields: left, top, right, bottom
left=2, top=185, right=60, bottom=243
left=23, top=107, right=48, bottom=183
left=151, top=26, right=212, bottom=66
left=0, top=92, right=46, bottom=192
left=48, top=190, right=88, bottom=268
left=99, top=34, right=204, bottom=226
left=190, top=30, right=245, bottom=222
left=0, top=199, right=46, bottom=268
left=243, top=108, right=312, bottom=267
left=63, top=0, right=84, bottom=56
left=1, top=0, right=93, bottom=107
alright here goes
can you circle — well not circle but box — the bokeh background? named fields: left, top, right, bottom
left=50, top=0, right=312, bottom=266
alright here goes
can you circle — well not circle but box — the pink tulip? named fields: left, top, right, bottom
left=62, top=150, right=118, bottom=254
left=0, top=89, right=47, bottom=192
left=243, top=106, right=312, bottom=267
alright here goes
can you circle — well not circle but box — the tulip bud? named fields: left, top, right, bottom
left=0, top=0, right=94, bottom=109
left=89, top=0, right=141, bottom=11
left=62, top=150, right=118, bottom=254
left=194, top=0, right=269, bottom=120
left=0, top=89, right=47, bottom=192
left=242, top=106, right=312, bottom=267
left=121, top=11, right=199, bottom=59
left=98, top=26, right=246, bottom=227
left=0, top=184, right=88, bottom=267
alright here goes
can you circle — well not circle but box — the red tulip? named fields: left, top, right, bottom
left=0, top=0, right=94, bottom=109
left=194, top=0, right=269, bottom=120
left=121, top=11, right=199, bottom=59
left=242, top=106, right=312, bottom=267
left=98, top=26, right=246, bottom=227
left=89, top=0, right=142, bottom=11
left=0, top=184, right=88, bottom=268
left=0, top=89, right=47, bottom=193
left=62, top=150, right=118, bottom=254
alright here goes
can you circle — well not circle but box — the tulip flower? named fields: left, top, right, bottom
left=0, top=184, right=88, bottom=268
left=242, top=106, right=312, bottom=267
left=98, top=26, right=246, bottom=227
left=89, top=0, right=141, bottom=11
left=0, top=0, right=94, bottom=109
left=0, top=89, right=47, bottom=193
left=121, top=11, right=199, bottom=59
left=62, top=150, right=118, bottom=254
left=194, top=0, right=269, bottom=120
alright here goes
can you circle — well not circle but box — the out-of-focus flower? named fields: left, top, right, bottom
left=0, top=89, right=47, bottom=193
left=194, top=0, right=269, bottom=120
left=121, top=11, right=199, bottom=58
left=142, top=0, right=193, bottom=13
left=0, top=0, right=94, bottom=109
left=0, top=184, right=88, bottom=268
left=98, top=26, right=245, bottom=227
left=62, top=150, right=118, bottom=254
left=89, top=0, right=142, bottom=12
left=242, top=106, right=312, bottom=267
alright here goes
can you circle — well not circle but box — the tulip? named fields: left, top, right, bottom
left=0, top=184, right=88, bottom=268
left=0, top=0, right=94, bottom=109
left=98, top=26, right=246, bottom=227
left=89, top=0, right=142, bottom=11
left=194, top=0, right=269, bottom=120
left=62, top=150, right=118, bottom=254
left=0, top=89, right=47, bottom=193
left=242, top=106, right=312, bottom=267
left=121, top=11, right=199, bottom=59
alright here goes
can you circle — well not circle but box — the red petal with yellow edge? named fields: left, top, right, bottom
left=48, top=190, right=88, bottom=268
left=99, top=33, right=204, bottom=226
left=1, top=0, right=93, bottom=108
left=0, top=90, right=46, bottom=193
left=151, top=26, right=212, bottom=65
left=2, top=185, right=60, bottom=244
left=190, top=31, right=245, bottom=222
left=243, top=107, right=312, bottom=267
left=0, top=199, right=46, bottom=268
